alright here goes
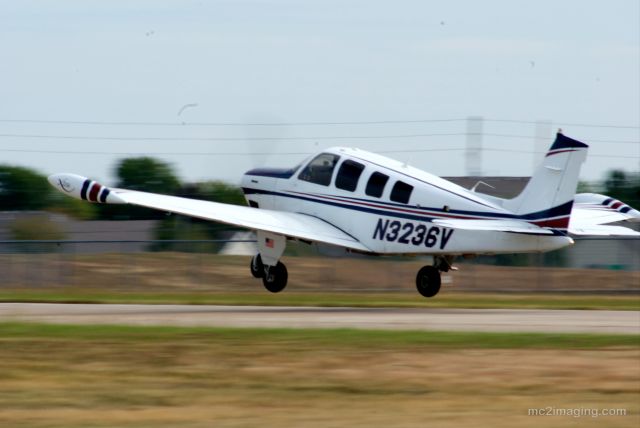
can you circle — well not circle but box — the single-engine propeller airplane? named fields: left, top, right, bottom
left=49, top=132, right=639, bottom=298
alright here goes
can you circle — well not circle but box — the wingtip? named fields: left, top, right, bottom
left=47, top=173, right=125, bottom=204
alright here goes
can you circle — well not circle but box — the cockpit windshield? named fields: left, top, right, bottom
left=298, top=153, right=340, bottom=186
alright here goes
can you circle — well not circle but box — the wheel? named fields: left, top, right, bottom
left=415, top=266, right=441, bottom=298
left=262, top=261, right=288, bottom=293
left=250, top=254, right=264, bottom=278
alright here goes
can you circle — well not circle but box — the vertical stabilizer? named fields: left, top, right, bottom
left=503, top=132, right=588, bottom=229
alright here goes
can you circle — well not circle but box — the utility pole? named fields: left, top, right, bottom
left=465, top=116, right=483, bottom=176
left=534, top=120, right=552, bottom=173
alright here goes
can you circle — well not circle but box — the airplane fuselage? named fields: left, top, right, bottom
left=241, top=147, right=573, bottom=256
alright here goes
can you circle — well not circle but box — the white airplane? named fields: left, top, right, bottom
left=48, top=132, right=639, bottom=298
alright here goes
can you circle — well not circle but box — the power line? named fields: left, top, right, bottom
left=0, top=132, right=637, bottom=144
left=484, top=118, right=640, bottom=130
left=0, top=148, right=313, bottom=156
left=1, top=147, right=636, bottom=159
left=0, top=118, right=466, bottom=127
left=484, top=133, right=638, bottom=144
left=0, top=132, right=463, bottom=142
left=0, top=117, right=638, bottom=129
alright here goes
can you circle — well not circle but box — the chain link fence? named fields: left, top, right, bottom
left=0, top=238, right=638, bottom=293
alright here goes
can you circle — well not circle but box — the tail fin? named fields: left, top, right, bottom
left=502, top=132, right=588, bottom=229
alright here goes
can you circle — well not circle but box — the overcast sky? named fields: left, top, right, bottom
left=1, top=0, right=638, bottom=185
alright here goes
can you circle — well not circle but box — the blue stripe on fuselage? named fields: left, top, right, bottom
left=291, top=190, right=572, bottom=221
left=242, top=187, right=573, bottom=223
left=245, top=167, right=299, bottom=179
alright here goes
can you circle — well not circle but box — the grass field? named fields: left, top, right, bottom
left=0, top=323, right=638, bottom=428
left=1, top=289, right=639, bottom=310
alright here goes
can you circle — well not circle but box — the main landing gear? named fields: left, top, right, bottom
left=250, top=231, right=289, bottom=293
left=415, top=256, right=455, bottom=298
left=250, top=254, right=288, bottom=293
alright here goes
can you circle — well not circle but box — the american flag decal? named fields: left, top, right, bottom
left=265, top=238, right=274, bottom=248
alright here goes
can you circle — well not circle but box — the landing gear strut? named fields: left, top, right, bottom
left=250, top=232, right=289, bottom=293
left=415, top=256, right=455, bottom=298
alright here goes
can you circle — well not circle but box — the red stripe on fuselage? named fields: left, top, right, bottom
left=531, top=216, right=570, bottom=229
left=88, top=183, right=102, bottom=202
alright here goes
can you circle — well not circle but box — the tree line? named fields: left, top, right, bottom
left=0, top=157, right=638, bottom=243
left=0, top=158, right=245, bottom=243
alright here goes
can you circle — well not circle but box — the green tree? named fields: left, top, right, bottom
left=153, top=180, right=247, bottom=251
left=0, top=165, right=52, bottom=210
left=115, top=157, right=181, bottom=194
left=0, top=165, right=97, bottom=219
left=603, top=169, right=640, bottom=209
left=10, top=215, right=66, bottom=240
left=98, top=157, right=182, bottom=220
left=179, top=181, right=246, bottom=205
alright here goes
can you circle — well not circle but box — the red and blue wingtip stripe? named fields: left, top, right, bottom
left=601, top=197, right=637, bottom=215
left=79, top=179, right=111, bottom=203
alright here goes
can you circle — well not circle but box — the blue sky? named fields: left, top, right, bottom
left=1, top=0, right=638, bottom=184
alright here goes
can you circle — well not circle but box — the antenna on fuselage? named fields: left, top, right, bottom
left=470, top=181, right=495, bottom=193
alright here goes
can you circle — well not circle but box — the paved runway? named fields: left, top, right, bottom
left=1, top=303, right=639, bottom=333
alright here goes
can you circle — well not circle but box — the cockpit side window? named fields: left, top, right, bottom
left=390, top=180, right=414, bottom=204
left=298, top=153, right=340, bottom=186
left=365, top=172, right=389, bottom=198
left=335, top=160, right=365, bottom=192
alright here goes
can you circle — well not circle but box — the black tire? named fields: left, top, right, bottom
left=415, top=266, right=441, bottom=298
left=262, top=262, right=288, bottom=293
left=250, top=254, right=264, bottom=278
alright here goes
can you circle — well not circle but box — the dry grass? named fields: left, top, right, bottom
left=0, top=324, right=638, bottom=428
left=2, top=253, right=639, bottom=310
left=2, top=253, right=639, bottom=293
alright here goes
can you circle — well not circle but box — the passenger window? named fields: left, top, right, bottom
left=365, top=172, right=389, bottom=198
left=390, top=181, right=413, bottom=204
left=335, top=160, right=365, bottom=192
left=298, top=153, right=340, bottom=186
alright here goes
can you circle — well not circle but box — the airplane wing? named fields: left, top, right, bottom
left=431, top=219, right=555, bottom=235
left=48, top=174, right=372, bottom=252
left=569, top=193, right=640, bottom=236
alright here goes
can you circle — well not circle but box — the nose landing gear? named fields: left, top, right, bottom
left=415, top=266, right=441, bottom=298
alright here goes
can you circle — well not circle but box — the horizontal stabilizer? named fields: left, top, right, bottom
left=568, top=193, right=640, bottom=237
left=569, top=225, right=640, bottom=236
left=431, top=219, right=554, bottom=235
